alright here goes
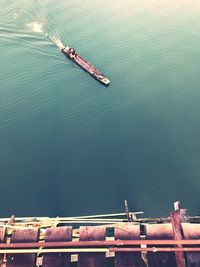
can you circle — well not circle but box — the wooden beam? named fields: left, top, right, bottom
left=170, top=210, right=185, bottom=267
left=2, top=247, right=200, bottom=254
left=0, top=227, right=6, bottom=265
left=1, top=238, right=200, bottom=248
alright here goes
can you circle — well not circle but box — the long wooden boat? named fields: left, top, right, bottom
left=62, top=46, right=110, bottom=86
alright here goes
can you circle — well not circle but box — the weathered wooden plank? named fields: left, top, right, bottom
left=182, top=223, right=200, bottom=267
left=0, top=228, right=6, bottom=265
left=0, top=228, right=5, bottom=243
left=171, top=210, right=186, bottom=267
left=115, top=224, right=142, bottom=267
left=6, top=229, right=39, bottom=267
left=124, top=200, right=131, bottom=222
left=42, top=226, right=72, bottom=267
left=146, top=223, right=177, bottom=267
left=0, top=229, right=5, bottom=244
left=174, top=201, right=189, bottom=223
left=78, top=226, right=106, bottom=267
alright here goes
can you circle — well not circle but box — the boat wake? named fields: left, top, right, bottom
left=26, top=20, right=109, bottom=85
left=27, top=21, right=44, bottom=33
left=27, top=20, right=65, bottom=50
left=46, top=33, right=65, bottom=50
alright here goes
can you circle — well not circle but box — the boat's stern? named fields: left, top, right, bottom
left=61, top=46, right=71, bottom=56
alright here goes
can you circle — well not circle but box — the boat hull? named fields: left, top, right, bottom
left=62, top=47, right=110, bottom=86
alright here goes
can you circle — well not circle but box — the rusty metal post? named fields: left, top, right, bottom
left=171, top=209, right=186, bottom=267
left=124, top=200, right=131, bottom=222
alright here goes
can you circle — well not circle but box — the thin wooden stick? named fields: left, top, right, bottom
left=0, top=212, right=143, bottom=222
left=0, top=248, right=108, bottom=254
left=0, top=225, right=36, bottom=229
left=34, top=218, right=126, bottom=222
left=3, top=214, right=200, bottom=224
left=51, top=212, right=143, bottom=219
left=0, top=221, right=126, bottom=227
left=2, top=247, right=200, bottom=254
left=110, top=247, right=200, bottom=252
left=53, top=218, right=125, bottom=222
left=0, top=217, right=49, bottom=222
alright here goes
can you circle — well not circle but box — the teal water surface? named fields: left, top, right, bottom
left=1, top=0, right=200, bottom=218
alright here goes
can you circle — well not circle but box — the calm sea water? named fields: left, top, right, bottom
left=1, top=0, right=200, bottom=218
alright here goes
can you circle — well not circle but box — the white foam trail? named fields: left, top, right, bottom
left=46, top=34, right=65, bottom=50
left=27, top=21, right=66, bottom=50
left=27, top=21, right=43, bottom=33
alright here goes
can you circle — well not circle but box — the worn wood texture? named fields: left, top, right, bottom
left=179, top=209, right=190, bottom=223
left=42, top=226, right=72, bottom=267
left=78, top=226, right=106, bottom=267
left=0, top=228, right=5, bottom=243
left=6, top=229, right=39, bottom=267
left=174, top=202, right=189, bottom=223
left=146, top=223, right=177, bottom=267
left=115, top=224, right=142, bottom=267
left=171, top=211, right=186, bottom=267
left=0, top=228, right=6, bottom=264
left=182, top=223, right=200, bottom=267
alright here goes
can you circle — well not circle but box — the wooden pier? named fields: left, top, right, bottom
left=0, top=202, right=200, bottom=267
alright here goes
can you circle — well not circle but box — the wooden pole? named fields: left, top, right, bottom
left=0, top=212, right=144, bottom=222
left=1, top=239, right=200, bottom=249
left=124, top=200, right=131, bottom=222
left=171, top=209, right=185, bottom=267
left=2, top=247, right=200, bottom=254
left=111, top=248, right=200, bottom=252
left=0, top=248, right=108, bottom=254
left=0, top=221, right=126, bottom=226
